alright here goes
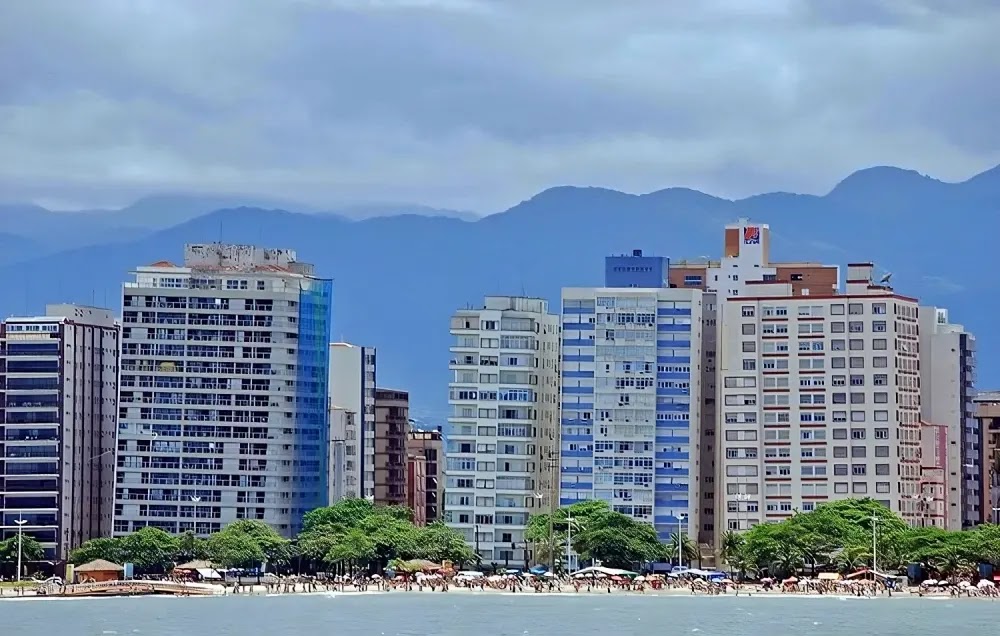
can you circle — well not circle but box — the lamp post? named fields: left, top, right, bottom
left=14, top=515, right=27, bottom=583
left=871, top=512, right=879, bottom=576
left=534, top=492, right=554, bottom=571
left=677, top=513, right=688, bottom=569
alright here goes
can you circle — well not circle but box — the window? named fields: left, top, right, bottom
left=741, top=306, right=756, bottom=317
left=849, top=321, right=864, bottom=333
left=872, top=321, right=887, bottom=332
left=873, top=339, right=887, bottom=350
left=850, top=392, right=865, bottom=404
left=849, top=338, right=864, bottom=350
left=875, top=446, right=889, bottom=457
left=742, top=341, right=756, bottom=353
left=742, top=359, right=757, bottom=371
left=852, top=482, right=868, bottom=494
left=831, top=339, right=846, bottom=351
left=874, top=392, right=888, bottom=404
left=873, top=356, right=888, bottom=368
left=742, top=323, right=756, bottom=335
left=849, top=303, right=864, bottom=315
left=876, top=482, right=891, bottom=493
left=852, top=464, right=867, bottom=476
left=833, top=428, right=848, bottom=440
left=831, top=321, right=845, bottom=333
left=832, top=357, right=846, bottom=369
left=874, top=410, right=889, bottom=422
left=849, top=374, right=864, bottom=386
left=834, top=482, right=849, bottom=494
left=875, top=464, right=890, bottom=476
left=849, top=357, right=864, bottom=369
left=874, top=428, right=889, bottom=439
left=833, top=446, right=848, bottom=458
left=831, top=304, right=845, bottom=315
left=851, top=411, right=865, bottom=422
left=834, top=464, right=848, bottom=476
left=851, top=446, right=866, bottom=458
left=873, top=303, right=887, bottom=315
left=851, top=429, right=866, bottom=440
left=833, top=392, right=847, bottom=404
left=873, top=373, right=888, bottom=386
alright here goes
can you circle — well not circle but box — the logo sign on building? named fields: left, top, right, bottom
left=743, top=226, right=760, bottom=245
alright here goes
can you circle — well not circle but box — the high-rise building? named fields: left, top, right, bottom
left=446, top=296, right=561, bottom=565
left=974, top=392, right=1000, bottom=525
left=561, top=252, right=704, bottom=548
left=668, top=219, right=839, bottom=297
left=114, top=244, right=332, bottom=538
left=919, top=307, right=978, bottom=528
left=717, top=263, right=923, bottom=533
left=328, top=406, right=358, bottom=504
left=0, top=305, right=119, bottom=561
left=329, top=343, right=376, bottom=499
left=407, top=428, right=443, bottom=523
left=373, top=388, right=409, bottom=506
left=407, top=452, right=428, bottom=526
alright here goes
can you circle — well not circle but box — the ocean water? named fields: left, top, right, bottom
left=1, top=592, right=996, bottom=635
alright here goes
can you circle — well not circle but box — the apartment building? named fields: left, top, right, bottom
left=668, top=219, right=839, bottom=297
left=919, top=307, right=978, bottom=528
left=407, top=428, right=443, bottom=523
left=975, top=392, right=1000, bottom=524
left=561, top=251, right=704, bottom=545
left=717, top=263, right=923, bottom=535
left=329, top=343, right=376, bottom=499
left=445, top=296, right=560, bottom=565
left=328, top=406, right=358, bottom=504
left=373, top=388, right=408, bottom=506
left=407, top=452, right=428, bottom=526
left=115, top=244, right=332, bottom=538
left=0, top=305, right=119, bottom=560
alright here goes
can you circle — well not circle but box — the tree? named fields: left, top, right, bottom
left=534, top=501, right=665, bottom=569
left=0, top=535, right=45, bottom=563
left=70, top=537, right=125, bottom=565
left=118, top=526, right=178, bottom=573
left=207, top=520, right=292, bottom=569
left=173, top=531, right=209, bottom=563
left=417, top=522, right=477, bottom=565
left=666, top=532, right=699, bottom=564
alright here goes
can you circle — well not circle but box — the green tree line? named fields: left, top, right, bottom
left=68, top=499, right=476, bottom=574
left=722, top=498, right=1000, bottom=580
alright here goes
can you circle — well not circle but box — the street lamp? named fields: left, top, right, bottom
left=677, top=513, right=688, bottom=569
left=533, top=492, right=554, bottom=571
left=14, top=515, right=27, bottom=583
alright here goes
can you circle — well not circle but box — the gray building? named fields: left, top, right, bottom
left=0, top=304, right=120, bottom=561
left=114, top=244, right=332, bottom=538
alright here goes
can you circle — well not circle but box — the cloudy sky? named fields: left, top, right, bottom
left=1, top=0, right=998, bottom=213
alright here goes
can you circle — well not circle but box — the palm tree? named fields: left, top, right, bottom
left=835, top=544, right=870, bottom=574
left=769, top=547, right=804, bottom=579
left=720, top=530, right=744, bottom=573
left=666, top=532, right=698, bottom=565
left=932, top=548, right=972, bottom=582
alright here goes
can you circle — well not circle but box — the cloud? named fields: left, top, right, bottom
left=0, top=0, right=998, bottom=211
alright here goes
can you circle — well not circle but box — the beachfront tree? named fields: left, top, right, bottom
left=207, top=519, right=293, bottom=569
left=666, top=532, right=698, bottom=564
left=0, top=534, right=45, bottom=563
left=118, top=526, right=179, bottom=573
left=69, top=537, right=125, bottom=566
left=174, top=530, right=210, bottom=563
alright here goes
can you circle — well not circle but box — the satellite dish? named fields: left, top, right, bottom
left=879, top=272, right=893, bottom=285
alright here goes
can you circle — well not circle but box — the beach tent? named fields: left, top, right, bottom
left=74, top=559, right=124, bottom=583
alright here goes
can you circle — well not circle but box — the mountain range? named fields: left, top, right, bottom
left=0, top=164, right=997, bottom=420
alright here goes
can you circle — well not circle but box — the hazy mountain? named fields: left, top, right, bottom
left=0, top=195, right=472, bottom=252
left=0, top=165, right=996, bottom=418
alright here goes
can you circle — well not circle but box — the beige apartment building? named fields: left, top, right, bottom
left=716, top=263, right=922, bottom=539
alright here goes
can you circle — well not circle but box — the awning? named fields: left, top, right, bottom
left=196, top=568, right=222, bottom=580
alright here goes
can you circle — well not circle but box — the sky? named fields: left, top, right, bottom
left=1, top=0, right=998, bottom=213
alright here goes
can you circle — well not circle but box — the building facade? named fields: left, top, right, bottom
left=328, top=406, right=358, bottom=504
left=716, top=264, right=923, bottom=535
left=407, top=452, right=428, bottom=526
left=445, top=296, right=561, bottom=565
left=561, top=275, right=704, bottom=545
left=919, top=307, right=978, bottom=528
left=114, top=244, right=332, bottom=538
left=373, top=388, right=408, bottom=506
left=0, top=305, right=119, bottom=560
left=329, top=343, right=376, bottom=499
left=975, top=392, right=1000, bottom=524
left=407, top=428, right=443, bottom=523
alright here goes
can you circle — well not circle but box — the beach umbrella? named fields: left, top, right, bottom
left=977, top=579, right=994, bottom=588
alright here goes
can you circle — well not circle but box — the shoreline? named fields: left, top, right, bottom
left=2, top=584, right=993, bottom=602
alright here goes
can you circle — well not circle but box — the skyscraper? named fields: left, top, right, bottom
left=0, top=305, right=120, bottom=561
left=329, top=343, right=377, bottom=499
left=446, top=296, right=560, bottom=565
left=114, top=244, right=331, bottom=538
left=561, top=252, right=704, bottom=548
left=919, top=306, right=978, bottom=528
left=717, top=264, right=923, bottom=532
left=373, top=388, right=409, bottom=506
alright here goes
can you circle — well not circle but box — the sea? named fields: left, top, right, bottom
left=2, top=592, right=996, bottom=635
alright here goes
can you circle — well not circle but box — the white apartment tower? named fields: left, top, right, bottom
left=919, top=307, right=978, bottom=529
left=115, top=244, right=332, bottom=538
left=717, top=264, right=922, bottom=531
left=329, top=343, right=377, bottom=500
left=446, top=297, right=560, bottom=566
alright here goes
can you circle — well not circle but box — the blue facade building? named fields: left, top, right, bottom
left=603, top=249, right=670, bottom=288
left=561, top=254, right=704, bottom=547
